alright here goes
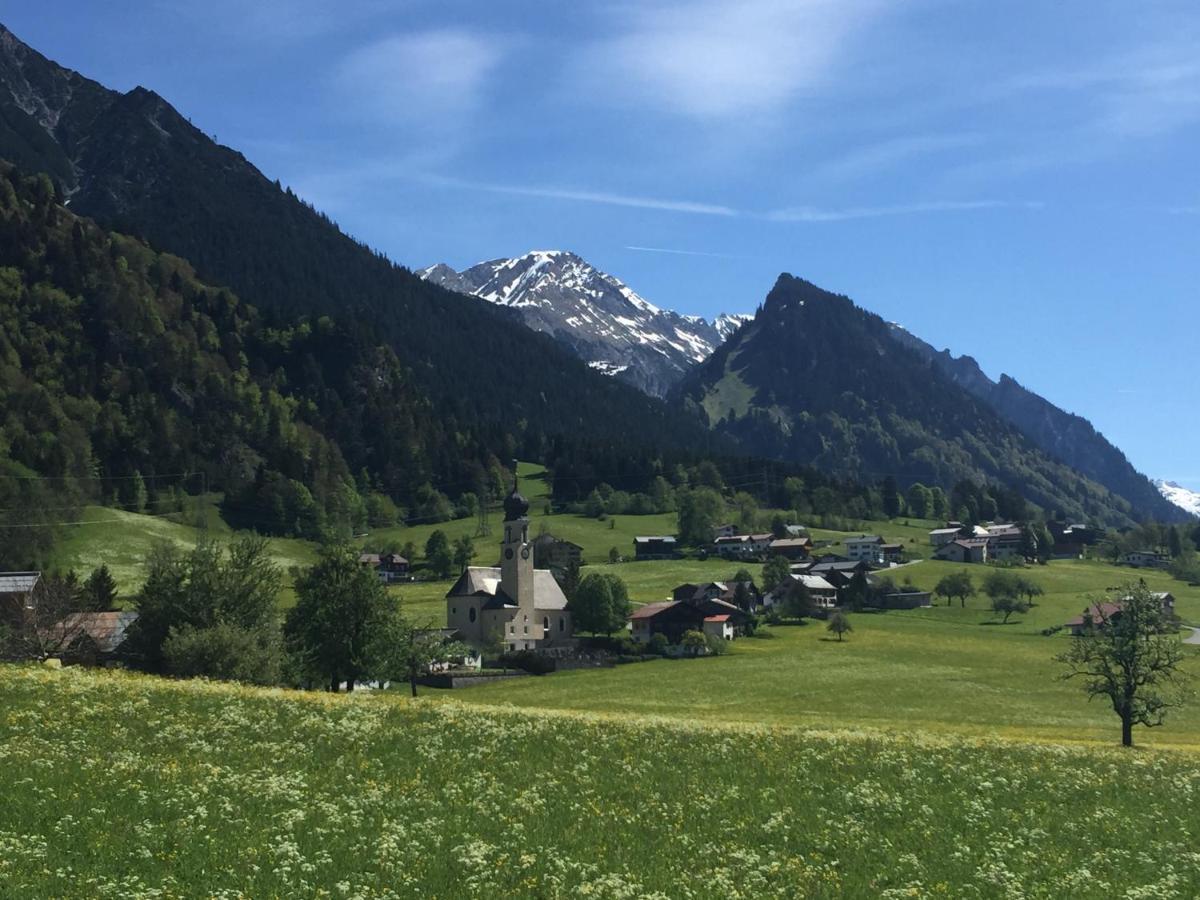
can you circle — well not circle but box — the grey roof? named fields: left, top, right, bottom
left=635, top=535, right=677, bottom=544
left=445, top=566, right=569, bottom=610
left=846, top=535, right=884, bottom=544
left=0, top=571, right=40, bottom=595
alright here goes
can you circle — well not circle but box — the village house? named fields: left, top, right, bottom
left=0, top=571, right=40, bottom=633
left=629, top=590, right=752, bottom=645
left=880, top=542, right=905, bottom=564
left=762, top=573, right=839, bottom=610
left=809, top=559, right=871, bottom=590
left=633, top=535, right=679, bottom=560
left=985, top=524, right=1024, bottom=562
left=845, top=535, right=885, bottom=565
left=445, top=473, right=574, bottom=653
left=712, top=533, right=773, bottom=560
left=702, top=614, right=734, bottom=641
left=1123, top=550, right=1170, bottom=569
left=531, top=533, right=584, bottom=571
left=672, top=581, right=760, bottom=610
left=413, top=628, right=482, bottom=672
left=933, top=537, right=989, bottom=564
left=767, top=536, right=812, bottom=560
left=1064, top=593, right=1175, bottom=635
left=45, top=611, right=139, bottom=666
left=928, top=527, right=962, bottom=548
left=712, top=523, right=737, bottom=540
left=359, top=552, right=410, bottom=584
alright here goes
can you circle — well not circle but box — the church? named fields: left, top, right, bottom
left=445, top=472, right=574, bottom=652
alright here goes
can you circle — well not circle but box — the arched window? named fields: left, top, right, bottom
left=559, top=617, right=565, bottom=632
left=468, top=607, right=476, bottom=623
left=543, top=616, right=550, bottom=633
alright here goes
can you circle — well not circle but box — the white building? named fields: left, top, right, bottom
left=845, top=535, right=885, bottom=564
left=445, top=474, right=573, bottom=652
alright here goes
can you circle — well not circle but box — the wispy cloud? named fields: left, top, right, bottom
left=767, top=200, right=1043, bottom=222
left=579, top=0, right=894, bottom=120
left=1006, top=36, right=1200, bottom=139
left=335, top=30, right=508, bottom=124
left=807, top=133, right=987, bottom=184
left=425, top=176, right=739, bottom=216
left=624, top=245, right=740, bottom=258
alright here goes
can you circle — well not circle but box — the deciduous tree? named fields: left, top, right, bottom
left=1057, top=583, right=1191, bottom=746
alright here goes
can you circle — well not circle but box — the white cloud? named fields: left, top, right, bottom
left=580, top=0, right=894, bottom=119
left=336, top=30, right=507, bottom=123
left=767, top=199, right=1042, bottom=222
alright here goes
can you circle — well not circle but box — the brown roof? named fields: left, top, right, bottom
left=704, top=614, right=731, bottom=622
left=1065, top=602, right=1124, bottom=628
left=49, top=611, right=139, bottom=654
left=629, top=601, right=677, bottom=620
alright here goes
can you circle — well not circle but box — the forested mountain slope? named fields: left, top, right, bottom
left=887, top=325, right=1186, bottom=522
left=0, top=24, right=710, bottom=463
left=673, top=275, right=1144, bottom=527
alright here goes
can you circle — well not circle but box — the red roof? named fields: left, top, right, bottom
left=704, top=614, right=731, bottom=622
left=1065, top=602, right=1124, bottom=627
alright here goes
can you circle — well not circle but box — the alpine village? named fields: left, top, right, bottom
left=1, top=12, right=1199, bottom=898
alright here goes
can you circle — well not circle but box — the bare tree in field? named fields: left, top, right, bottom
left=1057, top=582, right=1191, bottom=747
left=1, top=574, right=86, bottom=661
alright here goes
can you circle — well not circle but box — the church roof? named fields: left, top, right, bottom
left=445, top=566, right=568, bottom=610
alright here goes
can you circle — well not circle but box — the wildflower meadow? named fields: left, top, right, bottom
left=2, top=665, right=1199, bottom=898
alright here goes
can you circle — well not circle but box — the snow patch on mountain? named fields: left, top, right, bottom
left=1155, top=480, right=1200, bottom=518
left=420, top=250, right=748, bottom=397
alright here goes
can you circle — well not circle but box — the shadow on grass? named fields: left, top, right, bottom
left=818, top=637, right=850, bottom=643
left=980, top=620, right=1023, bottom=626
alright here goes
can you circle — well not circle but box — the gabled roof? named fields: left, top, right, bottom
left=929, top=528, right=961, bottom=536
left=629, top=601, right=679, bottom=620
left=703, top=614, right=731, bottom=623
left=0, top=571, right=40, bottom=594
left=847, top=535, right=884, bottom=544
left=635, top=535, right=677, bottom=544
left=1065, top=602, right=1125, bottom=628
left=445, top=566, right=568, bottom=610
left=50, top=611, right=139, bottom=654
left=769, top=538, right=812, bottom=549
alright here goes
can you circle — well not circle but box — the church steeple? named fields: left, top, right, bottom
left=499, top=461, right=533, bottom=610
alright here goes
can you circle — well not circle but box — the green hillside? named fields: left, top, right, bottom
left=3, top=665, right=1199, bottom=897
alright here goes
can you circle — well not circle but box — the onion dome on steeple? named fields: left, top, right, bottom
left=503, top=464, right=529, bottom=521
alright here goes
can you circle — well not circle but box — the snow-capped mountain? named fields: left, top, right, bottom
left=1155, top=480, right=1200, bottom=518
left=420, top=250, right=749, bottom=396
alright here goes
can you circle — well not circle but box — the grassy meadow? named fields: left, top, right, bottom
left=4, top=665, right=1200, bottom=898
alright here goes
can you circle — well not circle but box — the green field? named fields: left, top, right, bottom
left=4, top=665, right=1199, bottom=898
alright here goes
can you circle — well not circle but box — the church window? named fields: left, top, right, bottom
left=543, top=616, right=550, bottom=633
left=468, top=607, right=476, bottom=623
left=559, top=617, right=565, bottom=632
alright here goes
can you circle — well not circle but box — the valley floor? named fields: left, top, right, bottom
left=3, top=665, right=1199, bottom=898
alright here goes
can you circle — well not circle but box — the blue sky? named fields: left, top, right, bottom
left=8, top=1, right=1199, bottom=489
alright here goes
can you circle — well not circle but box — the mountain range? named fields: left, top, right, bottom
left=0, top=21, right=1190, bottom=529
left=421, top=251, right=749, bottom=397
left=672, top=275, right=1187, bottom=525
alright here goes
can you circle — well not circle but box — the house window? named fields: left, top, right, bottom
left=468, top=607, right=476, bottom=623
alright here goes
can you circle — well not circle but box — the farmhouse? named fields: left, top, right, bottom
left=880, top=543, right=904, bottom=564
left=634, top=535, right=678, bottom=560
left=762, top=573, right=838, bottom=610
left=809, top=559, right=871, bottom=589
left=934, top=538, right=989, bottom=564
left=1064, top=593, right=1175, bottom=635
left=629, top=592, right=752, bottom=644
left=846, top=535, right=885, bottom=564
left=531, top=533, right=584, bottom=571
left=712, top=533, right=773, bottom=559
left=985, top=524, right=1023, bottom=562
left=672, top=581, right=760, bottom=610
left=445, top=474, right=574, bottom=652
left=0, top=571, right=40, bottom=630
left=712, top=523, right=737, bottom=540
left=702, top=615, right=734, bottom=641
left=1123, top=550, right=1170, bottom=569
left=359, top=552, right=409, bottom=584
left=767, top=537, right=812, bottom=560
left=929, top=527, right=962, bottom=547
left=45, top=611, right=138, bottom=666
